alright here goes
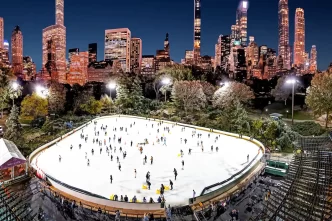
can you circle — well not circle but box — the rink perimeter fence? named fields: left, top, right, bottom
left=28, top=114, right=265, bottom=213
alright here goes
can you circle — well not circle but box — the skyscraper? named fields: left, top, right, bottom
left=294, top=8, right=305, bottom=69
left=130, top=37, right=142, bottom=74
left=0, top=18, right=3, bottom=49
left=11, top=26, right=23, bottom=74
left=310, top=45, right=317, bottom=72
left=88, top=43, right=97, bottom=63
left=278, top=0, right=290, bottom=70
left=104, top=28, right=131, bottom=72
left=68, top=48, right=79, bottom=64
left=42, top=0, right=66, bottom=83
left=236, top=1, right=249, bottom=47
left=193, top=0, right=201, bottom=64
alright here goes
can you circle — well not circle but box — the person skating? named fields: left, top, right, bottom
left=111, top=155, right=113, bottom=161
left=174, top=168, right=178, bottom=180
left=184, top=138, right=187, bottom=144
left=144, top=155, right=147, bottom=164
left=131, top=141, right=133, bottom=147
left=169, top=180, right=173, bottom=190
left=120, top=147, right=122, bottom=152
left=182, top=160, right=184, bottom=170
left=118, top=163, right=121, bottom=171
left=140, top=146, right=143, bottom=154
left=143, top=197, right=147, bottom=203
left=100, top=148, right=102, bottom=154
left=70, top=145, right=73, bottom=150
left=188, top=148, right=192, bottom=155
left=87, top=159, right=90, bottom=166
left=211, top=145, right=213, bottom=152
left=124, top=195, right=128, bottom=202
left=146, top=171, right=150, bottom=181
left=216, top=146, right=219, bottom=152
left=117, top=156, right=119, bottom=163
left=91, top=149, right=94, bottom=155
left=150, top=156, right=153, bottom=165
left=193, top=190, right=196, bottom=201
left=59, top=155, right=61, bottom=162
left=247, top=154, right=249, bottom=162
left=110, top=175, right=113, bottom=184
left=79, top=144, right=81, bottom=149
left=180, top=149, right=183, bottom=157
left=85, top=152, right=87, bottom=159
left=134, top=169, right=137, bottom=178
left=160, top=184, right=165, bottom=195
left=146, top=180, right=151, bottom=190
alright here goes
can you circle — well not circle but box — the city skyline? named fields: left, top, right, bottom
left=0, top=0, right=330, bottom=71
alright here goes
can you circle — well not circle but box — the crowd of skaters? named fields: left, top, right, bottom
left=57, top=116, right=252, bottom=205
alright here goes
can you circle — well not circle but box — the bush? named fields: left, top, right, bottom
left=291, top=121, right=324, bottom=136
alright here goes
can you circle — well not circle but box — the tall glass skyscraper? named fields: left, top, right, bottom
left=278, top=0, right=290, bottom=70
left=193, top=0, right=201, bottom=65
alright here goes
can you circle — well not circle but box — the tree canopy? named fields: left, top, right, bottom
left=306, top=72, right=332, bottom=128
left=4, top=105, right=22, bottom=141
left=20, top=93, right=48, bottom=119
left=271, top=76, right=293, bottom=105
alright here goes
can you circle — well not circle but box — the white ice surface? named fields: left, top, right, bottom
left=33, top=117, right=262, bottom=206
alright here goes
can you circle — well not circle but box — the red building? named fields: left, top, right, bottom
left=87, top=60, right=113, bottom=83
left=11, top=26, right=23, bottom=75
left=67, top=52, right=89, bottom=85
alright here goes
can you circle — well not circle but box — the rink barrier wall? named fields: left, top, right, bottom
left=28, top=114, right=265, bottom=210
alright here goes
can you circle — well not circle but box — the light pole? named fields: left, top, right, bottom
left=286, top=79, right=296, bottom=125
left=11, top=82, right=19, bottom=106
left=107, top=82, right=117, bottom=113
left=162, top=78, right=171, bottom=102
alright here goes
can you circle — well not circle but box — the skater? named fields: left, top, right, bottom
left=146, top=180, right=151, bottom=190
left=146, top=171, right=150, bottom=181
left=182, top=160, right=184, bottom=170
left=111, top=155, right=113, bottom=161
left=131, top=141, right=133, bottom=147
left=85, top=152, right=87, bottom=159
left=134, top=169, right=137, bottom=178
left=216, top=146, right=219, bottom=152
left=247, top=154, right=249, bottom=162
left=140, top=146, right=143, bottom=154
left=211, top=145, right=213, bottom=151
left=160, top=184, right=165, bottom=195
left=174, top=168, right=178, bottom=180
left=188, top=148, right=192, bottom=155
left=144, top=155, right=147, bottom=164
left=118, top=163, right=121, bottom=171
left=79, top=144, right=81, bottom=149
left=184, top=138, right=187, bottom=144
left=87, top=159, right=90, bottom=166
left=91, top=149, right=94, bottom=155
left=117, top=156, right=119, bottom=163
left=70, top=145, right=73, bottom=150
left=100, top=148, right=102, bottom=154
left=120, top=147, right=122, bottom=152
left=150, top=156, right=153, bottom=165
left=110, top=175, right=113, bottom=184
left=193, top=190, right=196, bottom=200
left=170, top=180, right=173, bottom=190
left=180, top=149, right=183, bottom=157
left=59, top=155, right=61, bottom=162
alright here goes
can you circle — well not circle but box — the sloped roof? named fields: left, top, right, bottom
left=0, top=138, right=26, bottom=170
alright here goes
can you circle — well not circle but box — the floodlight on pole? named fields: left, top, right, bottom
left=107, top=82, right=116, bottom=90
left=220, top=82, right=229, bottom=88
left=286, top=78, right=297, bottom=125
left=162, top=78, right=171, bottom=102
left=12, top=82, right=19, bottom=90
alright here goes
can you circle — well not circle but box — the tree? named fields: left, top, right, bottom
left=0, top=86, right=10, bottom=117
left=100, top=94, right=114, bottom=113
left=212, top=82, right=254, bottom=109
left=80, top=96, right=103, bottom=115
left=306, top=71, right=332, bottom=128
left=200, top=81, right=216, bottom=103
left=20, top=93, right=48, bottom=119
left=158, top=64, right=194, bottom=81
left=263, top=120, right=278, bottom=148
left=171, top=80, right=206, bottom=114
left=48, top=81, right=67, bottom=114
left=72, top=86, right=92, bottom=114
left=271, top=76, right=293, bottom=105
left=4, top=105, right=22, bottom=141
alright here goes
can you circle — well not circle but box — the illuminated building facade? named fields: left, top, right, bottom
left=246, top=36, right=259, bottom=77
left=130, top=37, right=142, bottom=74
left=0, top=17, right=3, bottom=49
left=220, top=35, right=231, bottom=72
left=309, top=45, right=317, bottom=72
left=294, top=8, right=305, bottom=70
left=22, top=56, right=36, bottom=81
left=155, top=33, right=171, bottom=71
left=104, top=28, right=131, bottom=72
left=193, top=0, right=201, bottom=64
left=88, top=43, right=97, bottom=63
left=214, top=36, right=222, bottom=69
left=185, top=50, right=194, bottom=65
left=264, top=48, right=277, bottom=79
left=236, top=1, right=248, bottom=47
left=11, top=26, right=23, bottom=74
left=141, top=55, right=156, bottom=75
left=278, top=0, right=290, bottom=70
left=0, top=40, right=10, bottom=67
left=87, top=60, right=113, bottom=83
left=42, top=0, right=66, bottom=83
left=67, top=51, right=89, bottom=85
left=68, top=48, right=79, bottom=64
left=200, top=55, right=213, bottom=72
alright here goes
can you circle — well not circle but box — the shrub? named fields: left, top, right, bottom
left=291, top=121, right=324, bottom=136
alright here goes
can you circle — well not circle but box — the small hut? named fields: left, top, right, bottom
left=0, top=138, right=27, bottom=184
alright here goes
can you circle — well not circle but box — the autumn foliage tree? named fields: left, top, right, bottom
left=212, top=82, right=254, bottom=109
left=158, top=64, right=194, bottom=81
left=200, top=81, right=216, bottom=103
left=306, top=71, right=332, bottom=128
left=20, top=93, right=48, bottom=119
left=171, top=80, right=206, bottom=114
left=271, top=76, right=293, bottom=105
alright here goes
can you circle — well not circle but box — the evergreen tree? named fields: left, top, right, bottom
left=4, top=105, right=22, bottom=141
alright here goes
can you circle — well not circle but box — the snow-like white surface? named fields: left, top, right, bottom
left=33, top=117, right=262, bottom=206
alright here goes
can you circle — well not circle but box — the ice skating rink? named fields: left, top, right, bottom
left=32, top=116, right=263, bottom=206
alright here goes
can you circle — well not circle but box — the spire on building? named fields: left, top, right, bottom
left=56, top=0, right=64, bottom=26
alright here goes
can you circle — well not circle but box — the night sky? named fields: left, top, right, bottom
left=1, top=0, right=330, bottom=70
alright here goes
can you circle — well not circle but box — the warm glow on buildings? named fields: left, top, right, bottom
left=11, top=26, right=23, bottom=74
left=193, top=0, right=201, bottom=64
left=23, top=56, right=37, bottom=81
left=278, top=0, right=290, bottom=70
left=0, top=17, right=3, bottom=49
left=42, top=0, right=66, bottom=83
left=236, top=1, right=248, bottom=47
left=246, top=36, right=259, bottom=77
left=104, top=28, right=131, bottom=72
left=130, top=37, right=142, bottom=74
left=67, top=51, right=89, bottom=85
left=294, top=8, right=305, bottom=70
left=88, top=43, right=97, bottom=63
left=310, top=45, right=317, bottom=72
left=141, top=55, right=156, bottom=75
